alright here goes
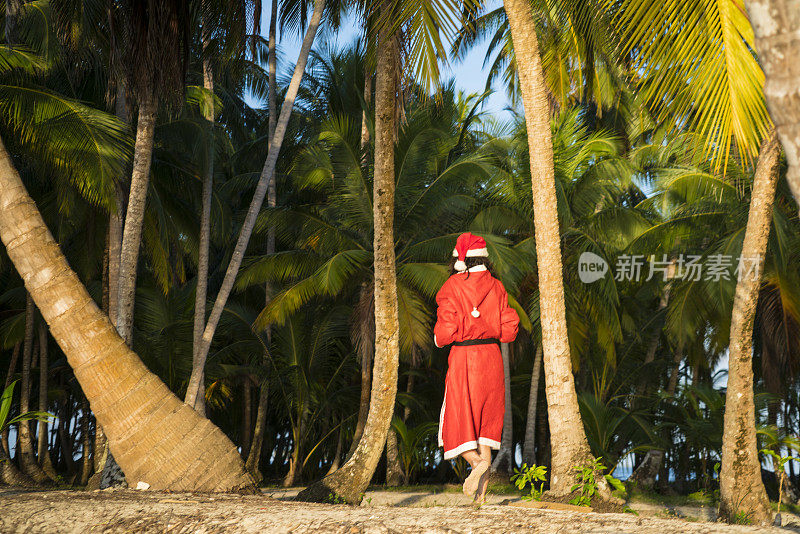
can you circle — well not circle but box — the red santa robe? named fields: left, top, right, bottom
left=434, top=266, right=519, bottom=460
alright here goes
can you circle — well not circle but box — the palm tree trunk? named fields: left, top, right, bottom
left=746, top=0, right=800, bottom=211
left=116, top=93, right=158, bottom=345
left=184, top=0, right=326, bottom=409
left=719, top=131, right=781, bottom=524
left=0, top=134, right=255, bottom=492
left=385, top=427, right=402, bottom=486
left=361, top=66, right=372, bottom=161
left=346, top=324, right=372, bottom=461
left=5, top=0, right=21, bottom=44
left=188, top=47, right=215, bottom=416
left=636, top=287, right=671, bottom=399
left=326, top=427, right=344, bottom=475
left=36, top=323, right=57, bottom=480
left=282, top=414, right=306, bottom=487
left=296, top=17, right=400, bottom=504
left=503, top=0, right=606, bottom=496
left=245, top=380, right=269, bottom=482
left=492, top=342, right=514, bottom=474
left=629, top=339, right=685, bottom=490
left=90, top=88, right=126, bottom=489
left=0, top=341, right=34, bottom=487
left=57, top=398, right=75, bottom=475
left=240, top=378, right=253, bottom=459
left=80, top=397, right=92, bottom=485
left=18, top=294, right=49, bottom=482
left=2, top=341, right=20, bottom=457
left=268, top=0, right=278, bottom=143
left=242, top=1, right=278, bottom=480
left=522, top=344, right=543, bottom=467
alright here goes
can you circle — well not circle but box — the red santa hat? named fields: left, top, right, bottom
left=452, top=232, right=488, bottom=272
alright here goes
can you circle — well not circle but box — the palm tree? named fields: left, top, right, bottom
left=0, top=133, right=255, bottom=491
left=296, top=6, right=399, bottom=502
left=16, top=294, right=49, bottom=482
left=110, top=0, right=193, bottom=345
left=745, top=0, right=800, bottom=211
left=719, top=132, right=781, bottom=523
left=617, top=0, right=781, bottom=518
left=496, top=0, right=610, bottom=493
left=184, top=0, right=327, bottom=410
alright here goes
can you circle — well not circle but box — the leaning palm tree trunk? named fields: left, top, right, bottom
left=521, top=344, right=543, bottom=467
left=296, top=18, right=400, bottom=505
left=502, top=0, right=607, bottom=496
left=184, top=0, right=326, bottom=409
left=492, top=342, right=514, bottom=474
left=0, top=135, right=255, bottom=492
left=116, top=94, right=158, bottom=345
left=746, top=0, right=800, bottom=212
left=719, top=131, right=781, bottom=524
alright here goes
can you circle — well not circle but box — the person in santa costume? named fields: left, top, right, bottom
left=434, top=232, right=519, bottom=503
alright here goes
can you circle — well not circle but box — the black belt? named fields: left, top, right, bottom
left=452, top=338, right=499, bottom=347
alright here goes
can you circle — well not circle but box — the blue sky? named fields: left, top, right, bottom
left=250, top=1, right=512, bottom=118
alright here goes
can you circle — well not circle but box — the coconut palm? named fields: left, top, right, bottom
left=184, top=0, right=327, bottom=411
left=501, top=0, right=611, bottom=495
left=743, top=0, right=800, bottom=210
left=238, top=78, right=524, bottom=488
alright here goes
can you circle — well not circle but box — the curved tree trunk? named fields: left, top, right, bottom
left=502, top=0, right=607, bottom=496
left=0, top=134, right=255, bottom=492
left=116, top=94, right=158, bottom=345
left=184, top=0, right=326, bottom=409
left=296, top=19, right=400, bottom=504
left=521, top=344, right=543, bottom=467
left=719, top=131, right=781, bottom=524
left=746, top=0, right=800, bottom=212
left=492, top=342, right=514, bottom=475
left=347, top=312, right=373, bottom=462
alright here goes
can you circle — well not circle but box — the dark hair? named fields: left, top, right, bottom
left=448, top=256, right=496, bottom=277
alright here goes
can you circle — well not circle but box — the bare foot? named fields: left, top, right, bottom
left=462, top=459, right=490, bottom=496
left=474, top=466, right=491, bottom=503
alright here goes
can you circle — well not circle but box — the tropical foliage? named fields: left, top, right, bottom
left=0, top=0, right=798, bottom=519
